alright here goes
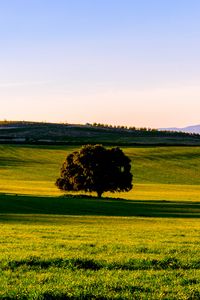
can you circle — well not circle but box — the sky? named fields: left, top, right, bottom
left=0, top=0, right=200, bottom=128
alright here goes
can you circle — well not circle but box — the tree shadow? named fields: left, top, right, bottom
left=0, top=193, right=200, bottom=221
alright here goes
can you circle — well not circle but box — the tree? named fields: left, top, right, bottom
left=56, top=144, right=133, bottom=198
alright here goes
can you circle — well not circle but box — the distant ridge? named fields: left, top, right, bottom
left=0, top=121, right=200, bottom=146
left=159, top=124, right=200, bottom=134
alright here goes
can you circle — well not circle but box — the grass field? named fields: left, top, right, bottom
left=0, top=214, right=200, bottom=299
left=0, top=144, right=200, bottom=200
left=0, top=144, right=200, bottom=299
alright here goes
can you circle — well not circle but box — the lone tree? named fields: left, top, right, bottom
left=56, top=144, right=133, bottom=198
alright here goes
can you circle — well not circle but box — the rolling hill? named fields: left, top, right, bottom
left=0, top=121, right=200, bottom=146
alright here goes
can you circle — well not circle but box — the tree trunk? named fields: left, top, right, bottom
left=97, top=191, right=102, bottom=198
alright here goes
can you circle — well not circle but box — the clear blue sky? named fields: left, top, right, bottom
left=1, top=0, right=200, bottom=127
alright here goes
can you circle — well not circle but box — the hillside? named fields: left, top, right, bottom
left=0, top=144, right=200, bottom=201
left=1, top=144, right=200, bottom=299
left=0, top=121, right=200, bottom=145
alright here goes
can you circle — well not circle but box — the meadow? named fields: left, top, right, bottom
left=0, top=144, right=200, bottom=200
left=0, top=144, right=200, bottom=299
left=1, top=215, right=200, bottom=299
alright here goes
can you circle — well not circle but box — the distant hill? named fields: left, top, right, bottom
left=160, top=124, right=200, bottom=134
left=0, top=121, right=200, bottom=146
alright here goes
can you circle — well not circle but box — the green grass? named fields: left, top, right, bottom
left=0, top=144, right=200, bottom=200
left=0, top=144, right=200, bottom=299
left=0, top=214, right=200, bottom=299
left=0, top=194, right=200, bottom=218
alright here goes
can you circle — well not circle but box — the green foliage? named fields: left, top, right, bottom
left=56, top=145, right=133, bottom=197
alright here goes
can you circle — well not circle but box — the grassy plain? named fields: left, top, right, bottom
left=0, top=144, right=200, bottom=200
left=0, top=144, right=200, bottom=299
left=0, top=215, right=200, bottom=299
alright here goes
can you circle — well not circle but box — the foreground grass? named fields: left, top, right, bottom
left=0, top=214, right=200, bottom=299
left=0, top=144, right=200, bottom=298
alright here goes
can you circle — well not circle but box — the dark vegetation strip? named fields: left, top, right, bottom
left=1, top=140, right=200, bottom=146
left=0, top=295, right=118, bottom=300
left=1, top=257, right=200, bottom=271
left=0, top=194, right=200, bottom=218
left=0, top=290, right=151, bottom=300
left=2, top=289, right=200, bottom=300
left=1, top=121, right=200, bottom=146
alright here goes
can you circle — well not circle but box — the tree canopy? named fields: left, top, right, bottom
left=56, top=144, right=133, bottom=197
